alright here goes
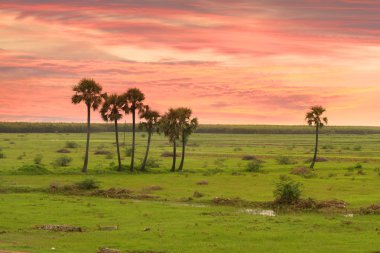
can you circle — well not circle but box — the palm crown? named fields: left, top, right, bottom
left=176, top=107, right=198, bottom=143
left=125, top=88, right=145, bottom=111
left=72, top=78, right=103, bottom=110
left=140, top=106, right=160, bottom=133
left=305, top=106, right=328, bottom=128
left=100, top=94, right=124, bottom=122
left=160, top=108, right=180, bottom=143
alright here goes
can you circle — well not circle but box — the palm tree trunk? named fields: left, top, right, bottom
left=178, top=134, right=185, bottom=172
left=141, top=131, right=152, bottom=171
left=171, top=139, right=176, bottom=172
left=82, top=104, right=91, bottom=173
left=130, top=109, right=135, bottom=172
left=114, top=120, right=122, bottom=171
left=310, top=125, right=319, bottom=169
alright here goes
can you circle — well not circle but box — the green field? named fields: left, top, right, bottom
left=0, top=132, right=379, bottom=252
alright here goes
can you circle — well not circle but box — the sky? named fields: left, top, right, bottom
left=0, top=0, right=380, bottom=125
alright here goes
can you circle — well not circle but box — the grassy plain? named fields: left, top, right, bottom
left=0, top=131, right=379, bottom=252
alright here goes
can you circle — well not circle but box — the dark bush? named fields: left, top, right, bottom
left=144, top=158, right=160, bottom=169
left=161, top=151, right=175, bottom=157
left=75, top=178, right=99, bottom=190
left=53, top=156, right=72, bottom=167
left=17, top=164, right=50, bottom=175
left=276, top=156, right=296, bottom=165
left=274, top=178, right=302, bottom=204
left=65, top=141, right=79, bottom=148
left=34, top=154, right=43, bottom=164
left=246, top=160, right=263, bottom=172
left=0, top=152, right=4, bottom=159
left=95, top=150, right=111, bottom=155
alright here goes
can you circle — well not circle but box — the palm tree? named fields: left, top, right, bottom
left=71, top=78, right=103, bottom=173
left=305, top=106, right=328, bottom=169
left=177, top=108, right=198, bottom=172
left=160, top=109, right=180, bottom=172
left=124, top=88, right=145, bottom=172
left=100, top=93, right=125, bottom=171
left=139, top=106, right=160, bottom=171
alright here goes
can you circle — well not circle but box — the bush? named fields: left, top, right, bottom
left=0, top=152, right=4, bottom=159
left=353, top=145, right=362, bottom=151
left=161, top=151, right=174, bottom=157
left=274, top=178, right=302, bottom=204
left=65, top=141, right=79, bottom=148
left=144, top=158, right=160, bottom=169
left=276, top=156, right=296, bottom=165
left=17, top=164, right=50, bottom=175
left=246, top=160, right=263, bottom=172
left=34, top=154, right=43, bottom=165
left=75, top=178, right=99, bottom=190
left=53, top=156, right=72, bottom=167
left=94, top=150, right=111, bottom=155
left=126, top=148, right=132, bottom=157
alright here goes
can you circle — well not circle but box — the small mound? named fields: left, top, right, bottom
left=142, top=185, right=163, bottom=192
left=161, top=151, right=175, bottom=157
left=290, top=167, right=311, bottom=175
left=196, top=180, right=209, bottom=185
left=34, top=224, right=83, bottom=232
left=241, top=155, right=257, bottom=161
left=316, top=199, right=347, bottom=209
left=306, top=157, right=328, bottom=163
left=56, top=148, right=71, bottom=153
left=95, top=150, right=112, bottom=155
left=98, top=248, right=121, bottom=253
left=360, top=204, right=380, bottom=214
left=17, top=165, right=50, bottom=175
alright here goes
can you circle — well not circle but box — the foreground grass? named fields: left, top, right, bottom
left=0, top=193, right=379, bottom=253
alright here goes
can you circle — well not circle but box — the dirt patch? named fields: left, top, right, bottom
left=290, top=167, right=311, bottom=175
left=142, top=185, right=163, bottom=193
left=98, top=225, right=118, bottom=231
left=305, top=157, right=328, bottom=163
left=98, top=248, right=121, bottom=253
left=34, top=224, right=83, bottom=232
left=196, top=180, right=208, bottom=185
left=95, top=150, right=112, bottom=155
left=212, top=197, right=268, bottom=208
left=359, top=204, right=380, bottom=214
left=241, top=155, right=257, bottom=161
left=56, top=148, right=71, bottom=153
left=316, top=199, right=347, bottom=209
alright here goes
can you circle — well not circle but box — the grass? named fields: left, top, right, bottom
left=0, top=132, right=379, bottom=252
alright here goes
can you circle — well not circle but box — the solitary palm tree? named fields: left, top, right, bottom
left=139, top=106, right=160, bottom=171
left=100, top=93, right=125, bottom=171
left=124, top=88, right=145, bottom=172
left=160, top=109, right=180, bottom=172
left=305, top=106, right=328, bottom=169
left=71, top=78, right=103, bottom=173
left=177, top=108, right=198, bottom=172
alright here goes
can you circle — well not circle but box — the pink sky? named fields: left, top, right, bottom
left=0, top=0, right=380, bottom=125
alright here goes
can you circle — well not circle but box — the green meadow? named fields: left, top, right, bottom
left=0, top=131, right=379, bottom=252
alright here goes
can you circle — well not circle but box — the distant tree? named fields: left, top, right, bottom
left=305, top=106, right=328, bottom=169
left=124, top=88, right=145, bottom=172
left=139, top=106, right=160, bottom=171
left=177, top=108, right=198, bottom=172
left=160, top=109, right=180, bottom=172
left=71, top=78, right=103, bottom=173
left=100, top=93, right=125, bottom=171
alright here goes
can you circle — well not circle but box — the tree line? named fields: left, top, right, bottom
left=72, top=78, right=198, bottom=173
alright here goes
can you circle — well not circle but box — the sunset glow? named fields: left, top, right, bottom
left=1, top=0, right=380, bottom=125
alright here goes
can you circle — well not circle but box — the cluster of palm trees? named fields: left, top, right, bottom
left=72, top=78, right=198, bottom=173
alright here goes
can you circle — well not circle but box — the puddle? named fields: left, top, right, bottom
left=239, top=208, right=276, bottom=217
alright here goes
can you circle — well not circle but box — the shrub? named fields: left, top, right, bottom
left=105, top=153, right=114, bottom=159
left=161, top=151, right=175, bottom=157
left=17, top=164, right=50, bottom=175
left=144, top=158, right=160, bottom=169
left=75, top=178, right=99, bottom=190
left=353, top=145, right=362, bottom=151
left=0, top=152, right=4, bottom=159
left=65, top=141, right=79, bottom=148
left=234, top=147, right=242, bottom=152
left=53, top=156, right=72, bottom=167
left=246, top=160, right=263, bottom=172
left=34, top=154, right=43, bottom=165
left=276, top=156, right=296, bottom=165
left=274, top=178, right=302, bottom=204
